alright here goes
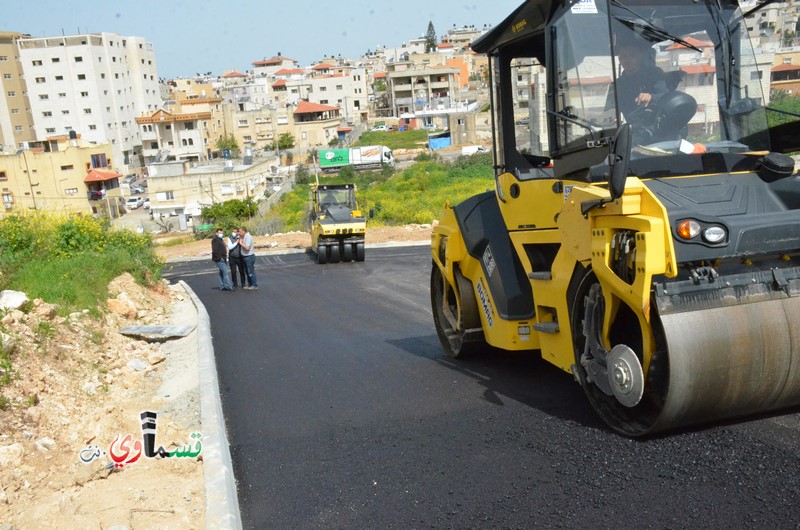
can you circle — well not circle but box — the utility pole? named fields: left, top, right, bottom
left=21, top=149, right=37, bottom=210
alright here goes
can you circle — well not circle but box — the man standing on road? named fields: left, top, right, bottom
left=227, top=229, right=245, bottom=290
left=212, top=228, right=233, bottom=291
left=238, top=226, right=258, bottom=290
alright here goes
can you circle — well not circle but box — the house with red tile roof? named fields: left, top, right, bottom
left=252, top=54, right=299, bottom=77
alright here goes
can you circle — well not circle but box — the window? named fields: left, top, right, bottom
left=32, top=59, right=42, bottom=66
left=43, top=111, right=52, bottom=117
left=0, top=171, right=6, bottom=181
left=750, top=71, right=762, bottom=80
left=14, top=126, right=22, bottom=131
left=101, top=73, right=105, bottom=79
left=84, top=108, right=92, bottom=114
left=60, top=164, right=74, bottom=171
left=62, top=110, right=70, bottom=115
left=55, top=75, right=63, bottom=81
left=185, top=122, right=194, bottom=130
left=91, top=153, right=107, bottom=168
left=88, top=124, right=96, bottom=130
left=156, top=191, right=174, bottom=201
left=35, top=77, right=45, bottom=83
left=80, top=91, right=88, bottom=97
left=0, top=56, right=7, bottom=61
left=150, top=142, right=158, bottom=149
left=74, top=56, right=83, bottom=62
left=51, top=57, right=59, bottom=63
left=11, top=109, right=19, bottom=114
left=336, top=85, right=343, bottom=90
left=7, top=91, right=15, bottom=97
left=64, top=188, right=78, bottom=195
left=58, top=92, right=66, bottom=98
left=38, top=94, right=48, bottom=100
left=77, top=74, right=86, bottom=80
left=2, top=194, right=12, bottom=206
left=238, top=119, right=248, bottom=126
left=3, top=74, right=11, bottom=79
left=45, top=127, right=55, bottom=133
left=320, top=86, right=327, bottom=92
left=320, top=99, right=329, bottom=104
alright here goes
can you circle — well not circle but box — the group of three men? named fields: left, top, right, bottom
left=211, top=226, right=258, bottom=291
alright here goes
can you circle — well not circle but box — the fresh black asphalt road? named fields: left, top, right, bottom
left=165, top=246, right=800, bottom=529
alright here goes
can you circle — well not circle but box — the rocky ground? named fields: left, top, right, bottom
left=0, top=274, right=204, bottom=529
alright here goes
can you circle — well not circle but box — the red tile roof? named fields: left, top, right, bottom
left=294, top=100, right=339, bottom=114
left=373, top=72, right=387, bottom=79
left=680, top=64, right=716, bottom=74
left=666, top=36, right=713, bottom=50
left=312, top=63, right=334, bottom=70
left=252, top=55, right=298, bottom=66
left=772, top=63, right=800, bottom=72
left=438, top=42, right=454, bottom=49
left=84, top=169, right=122, bottom=183
left=222, top=70, right=246, bottom=78
left=274, top=68, right=305, bottom=76
left=272, top=79, right=287, bottom=87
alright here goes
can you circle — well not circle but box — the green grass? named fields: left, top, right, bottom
left=353, top=130, right=432, bottom=150
left=270, top=153, right=495, bottom=231
left=9, top=249, right=161, bottom=316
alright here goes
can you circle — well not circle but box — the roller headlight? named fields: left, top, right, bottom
left=703, top=226, right=727, bottom=244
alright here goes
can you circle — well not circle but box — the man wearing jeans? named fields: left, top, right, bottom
left=238, top=226, right=258, bottom=290
left=211, top=228, right=233, bottom=291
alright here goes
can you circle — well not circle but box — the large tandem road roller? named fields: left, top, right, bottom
left=311, top=183, right=366, bottom=264
left=431, top=0, right=800, bottom=435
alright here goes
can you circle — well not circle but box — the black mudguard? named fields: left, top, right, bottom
left=453, top=191, right=534, bottom=320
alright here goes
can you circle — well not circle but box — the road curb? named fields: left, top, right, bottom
left=180, top=280, right=243, bottom=530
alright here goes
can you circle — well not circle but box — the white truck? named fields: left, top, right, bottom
left=318, top=145, right=394, bottom=172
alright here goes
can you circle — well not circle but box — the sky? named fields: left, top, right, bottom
left=5, top=0, right=523, bottom=79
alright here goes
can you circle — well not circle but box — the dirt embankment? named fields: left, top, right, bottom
left=0, top=275, right=204, bottom=528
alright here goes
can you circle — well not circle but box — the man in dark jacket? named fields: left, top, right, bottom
left=211, top=228, right=233, bottom=291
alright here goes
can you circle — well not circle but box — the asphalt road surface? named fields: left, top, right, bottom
left=165, top=246, right=800, bottom=529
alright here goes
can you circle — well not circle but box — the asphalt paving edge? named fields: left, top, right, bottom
left=165, top=240, right=430, bottom=264
left=179, top=280, right=243, bottom=530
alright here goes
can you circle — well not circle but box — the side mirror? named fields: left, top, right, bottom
left=609, top=123, right=631, bottom=200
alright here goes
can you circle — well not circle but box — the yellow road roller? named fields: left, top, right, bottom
left=311, top=183, right=366, bottom=264
left=431, top=0, right=800, bottom=435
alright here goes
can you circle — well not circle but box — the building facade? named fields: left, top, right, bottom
left=17, top=32, right=162, bottom=172
left=0, top=32, right=36, bottom=151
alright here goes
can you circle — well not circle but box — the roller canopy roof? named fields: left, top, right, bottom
left=471, top=0, right=556, bottom=54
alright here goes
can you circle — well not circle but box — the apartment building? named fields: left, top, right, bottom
left=0, top=32, right=36, bottom=151
left=293, top=69, right=369, bottom=124
left=385, top=65, right=461, bottom=116
left=0, top=134, right=120, bottom=216
left=145, top=157, right=276, bottom=219
left=17, top=32, right=162, bottom=171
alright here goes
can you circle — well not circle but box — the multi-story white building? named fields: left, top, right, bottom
left=17, top=32, right=162, bottom=171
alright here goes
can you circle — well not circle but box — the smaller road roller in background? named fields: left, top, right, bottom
left=311, top=183, right=367, bottom=264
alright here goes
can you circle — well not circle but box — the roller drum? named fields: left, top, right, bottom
left=652, top=296, right=800, bottom=432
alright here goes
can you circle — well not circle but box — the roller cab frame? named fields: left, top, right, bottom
left=431, top=0, right=800, bottom=435
left=311, top=183, right=366, bottom=264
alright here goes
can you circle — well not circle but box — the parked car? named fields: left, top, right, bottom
left=123, top=174, right=137, bottom=184
left=131, top=184, right=145, bottom=194
left=421, top=123, right=438, bottom=131
left=515, top=117, right=530, bottom=125
left=143, top=198, right=150, bottom=210
left=371, top=124, right=389, bottom=132
left=125, top=197, right=144, bottom=210
left=461, top=145, right=488, bottom=156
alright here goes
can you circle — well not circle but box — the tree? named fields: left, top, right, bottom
left=278, top=132, right=295, bottom=150
left=425, top=21, right=437, bottom=53
left=216, top=134, right=239, bottom=158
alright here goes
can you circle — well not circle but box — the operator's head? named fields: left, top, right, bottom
left=615, top=32, right=652, bottom=74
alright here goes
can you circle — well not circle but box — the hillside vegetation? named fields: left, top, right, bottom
left=270, top=152, right=495, bottom=231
